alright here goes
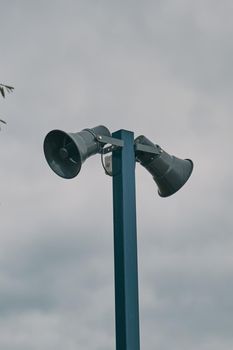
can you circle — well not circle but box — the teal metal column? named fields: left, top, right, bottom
left=112, top=129, right=140, bottom=350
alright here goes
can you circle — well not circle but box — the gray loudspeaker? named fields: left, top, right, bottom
left=43, top=125, right=111, bottom=179
left=135, top=135, right=193, bottom=197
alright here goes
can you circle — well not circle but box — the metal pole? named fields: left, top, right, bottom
left=112, top=129, right=140, bottom=350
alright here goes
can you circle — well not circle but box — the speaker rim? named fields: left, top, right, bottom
left=43, top=129, right=82, bottom=179
left=158, top=159, right=194, bottom=197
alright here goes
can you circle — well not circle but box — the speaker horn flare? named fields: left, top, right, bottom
left=135, top=135, right=193, bottom=197
left=43, top=125, right=111, bottom=179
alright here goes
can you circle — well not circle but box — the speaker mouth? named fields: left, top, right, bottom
left=158, top=159, right=194, bottom=197
left=43, top=130, right=82, bottom=179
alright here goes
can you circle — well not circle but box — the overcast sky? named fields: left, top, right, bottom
left=0, top=1, right=232, bottom=349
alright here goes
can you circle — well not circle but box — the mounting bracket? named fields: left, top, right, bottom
left=96, top=134, right=124, bottom=154
left=134, top=143, right=162, bottom=155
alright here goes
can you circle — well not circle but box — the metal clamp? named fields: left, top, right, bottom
left=134, top=143, right=162, bottom=155
left=95, top=134, right=124, bottom=176
left=96, top=134, right=124, bottom=154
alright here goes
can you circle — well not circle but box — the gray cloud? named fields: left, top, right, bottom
left=0, top=1, right=232, bottom=349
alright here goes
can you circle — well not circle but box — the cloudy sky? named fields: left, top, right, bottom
left=0, top=1, right=232, bottom=349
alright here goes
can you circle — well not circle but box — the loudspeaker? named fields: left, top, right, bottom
left=43, top=125, right=111, bottom=179
left=135, top=135, right=193, bottom=197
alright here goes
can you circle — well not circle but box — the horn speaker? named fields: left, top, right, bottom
left=135, top=135, right=193, bottom=197
left=43, top=125, right=111, bottom=179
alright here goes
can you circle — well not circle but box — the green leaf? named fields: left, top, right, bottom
left=0, top=86, right=5, bottom=98
left=5, top=86, right=14, bottom=93
left=4, top=85, right=14, bottom=89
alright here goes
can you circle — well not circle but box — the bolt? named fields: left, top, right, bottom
left=59, top=147, right=69, bottom=160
